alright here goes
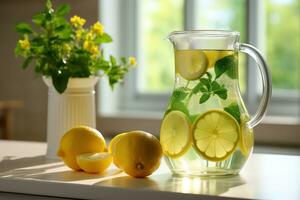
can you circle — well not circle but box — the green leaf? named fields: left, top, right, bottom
left=215, top=88, right=227, bottom=100
left=211, top=80, right=221, bottom=91
left=110, top=55, right=116, bottom=65
left=225, top=56, right=238, bottom=79
left=22, top=56, right=33, bottom=69
left=55, top=4, right=70, bottom=16
left=170, top=101, right=189, bottom=116
left=51, top=74, right=69, bottom=94
left=32, top=13, right=45, bottom=26
left=120, top=57, right=127, bottom=64
left=95, top=33, right=113, bottom=44
left=224, top=102, right=241, bottom=123
left=199, top=93, right=210, bottom=104
left=171, top=88, right=188, bottom=103
left=15, top=23, right=33, bottom=34
left=199, top=78, right=211, bottom=90
left=46, top=0, right=53, bottom=11
left=206, top=72, right=212, bottom=80
left=214, top=55, right=238, bottom=79
left=192, top=82, right=206, bottom=94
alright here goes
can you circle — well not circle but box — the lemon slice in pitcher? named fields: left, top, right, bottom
left=192, top=110, right=240, bottom=161
left=175, top=50, right=208, bottom=80
left=238, top=114, right=254, bottom=156
left=160, top=110, right=192, bottom=158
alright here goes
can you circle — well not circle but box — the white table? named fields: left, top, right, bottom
left=0, top=140, right=300, bottom=200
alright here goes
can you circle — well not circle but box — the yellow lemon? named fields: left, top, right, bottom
left=192, top=110, right=240, bottom=162
left=204, top=50, right=234, bottom=68
left=108, top=133, right=125, bottom=168
left=160, top=110, right=192, bottom=158
left=57, top=126, right=106, bottom=170
left=110, top=131, right=163, bottom=178
left=175, top=50, right=208, bottom=80
left=238, top=114, right=254, bottom=156
left=76, top=152, right=112, bottom=174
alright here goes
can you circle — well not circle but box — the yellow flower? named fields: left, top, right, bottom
left=85, top=32, right=94, bottom=41
left=129, top=56, right=137, bottom=66
left=75, top=29, right=83, bottom=41
left=19, top=38, right=30, bottom=50
left=83, top=41, right=99, bottom=56
left=70, top=15, right=86, bottom=28
left=91, top=22, right=104, bottom=36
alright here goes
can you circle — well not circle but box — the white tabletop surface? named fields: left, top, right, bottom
left=0, top=140, right=300, bottom=200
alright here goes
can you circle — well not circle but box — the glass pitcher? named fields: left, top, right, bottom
left=160, top=30, right=271, bottom=176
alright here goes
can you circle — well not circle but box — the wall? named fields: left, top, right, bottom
left=0, top=0, right=98, bottom=141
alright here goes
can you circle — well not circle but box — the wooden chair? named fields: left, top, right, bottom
left=0, top=101, right=23, bottom=139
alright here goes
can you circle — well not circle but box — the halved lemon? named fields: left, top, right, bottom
left=192, top=110, right=240, bottom=162
left=175, top=50, right=208, bottom=80
left=160, top=110, right=192, bottom=158
left=76, top=152, right=112, bottom=174
left=238, top=114, right=254, bottom=156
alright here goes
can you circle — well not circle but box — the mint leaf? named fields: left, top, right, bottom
left=199, top=93, right=210, bottom=104
left=170, top=101, right=189, bottom=116
left=171, top=88, right=188, bottom=102
left=16, top=23, right=33, bottom=34
left=215, top=55, right=238, bottom=79
left=200, top=78, right=211, bottom=90
left=206, top=72, right=212, bottom=80
left=215, top=88, right=227, bottom=100
left=224, top=102, right=241, bottom=123
left=211, top=80, right=221, bottom=91
left=192, top=82, right=206, bottom=94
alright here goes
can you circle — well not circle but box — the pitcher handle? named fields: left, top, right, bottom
left=238, top=43, right=272, bottom=129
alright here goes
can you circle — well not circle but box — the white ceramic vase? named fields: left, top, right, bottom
left=43, top=76, right=99, bottom=159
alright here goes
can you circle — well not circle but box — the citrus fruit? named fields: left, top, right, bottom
left=238, top=114, right=254, bottom=156
left=204, top=50, right=234, bottom=68
left=108, top=133, right=125, bottom=168
left=192, top=110, right=240, bottom=161
left=160, top=110, right=192, bottom=158
left=57, top=126, right=106, bottom=170
left=110, top=131, right=162, bottom=178
left=175, top=50, right=208, bottom=80
left=77, top=152, right=112, bottom=174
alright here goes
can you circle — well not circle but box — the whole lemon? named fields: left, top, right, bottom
left=57, top=126, right=106, bottom=170
left=110, top=131, right=163, bottom=178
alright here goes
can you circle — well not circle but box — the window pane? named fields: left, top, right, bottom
left=195, top=0, right=247, bottom=93
left=138, top=0, right=184, bottom=93
left=265, top=0, right=300, bottom=90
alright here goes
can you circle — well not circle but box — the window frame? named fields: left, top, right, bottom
left=98, top=0, right=300, bottom=119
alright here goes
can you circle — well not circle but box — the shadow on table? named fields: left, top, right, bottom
left=95, top=173, right=246, bottom=196
left=0, top=155, right=123, bottom=182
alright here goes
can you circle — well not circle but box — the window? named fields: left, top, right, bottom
left=99, top=0, right=300, bottom=119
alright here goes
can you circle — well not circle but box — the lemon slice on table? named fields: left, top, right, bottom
left=175, top=50, right=208, bottom=80
left=192, top=110, right=240, bottom=162
left=160, top=110, right=192, bottom=158
left=76, top=152, right=112, bottom=174
left=238, top=114, right=254, bottom=156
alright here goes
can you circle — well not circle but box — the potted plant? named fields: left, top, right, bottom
left=14, top=0, right=136, bottom=158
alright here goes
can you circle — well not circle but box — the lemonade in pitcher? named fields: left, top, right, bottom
left=160, top=31, right=271, bottom=176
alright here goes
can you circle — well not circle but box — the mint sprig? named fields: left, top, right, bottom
left=191, top=72, right=228, bottom=104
